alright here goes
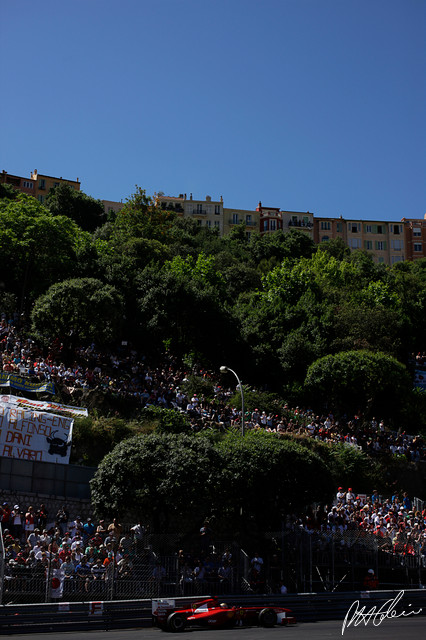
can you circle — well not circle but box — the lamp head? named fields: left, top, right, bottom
left=220, top=366, right=228, bottom=374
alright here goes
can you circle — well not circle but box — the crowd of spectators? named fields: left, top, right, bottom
left=1, top=311, right=425, bottom=462
left=1, top=310, right=426, bottom=592
left=0, top=501, right=152, bottom=596
left=287, top=486, right=426, bottom=566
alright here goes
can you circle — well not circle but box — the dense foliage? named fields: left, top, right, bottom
left=3, top=186, right=426, bottom=530
left=90, top=430, right=336, bottom=533
left=1, top=187, right=425, bottom=429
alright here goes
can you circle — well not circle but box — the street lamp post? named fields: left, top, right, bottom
left=220, top=365, right=245, bottom=436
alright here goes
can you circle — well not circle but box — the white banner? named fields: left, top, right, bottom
left=51, top=568, right=65, bottom=598
left=0, top=400, right=73, bottom=464
left=1, top=394, right=88, bottom=417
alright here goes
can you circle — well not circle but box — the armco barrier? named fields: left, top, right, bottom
left=0, top=590, right=425, bottom=634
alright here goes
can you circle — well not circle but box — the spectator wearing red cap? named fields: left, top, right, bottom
left=346, top=488, right=355, bottom=506
left=336, top=487, right=345, bottom=504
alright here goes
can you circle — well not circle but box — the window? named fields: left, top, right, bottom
left=375, top=241, right=386, bottom=251
left=336, top=222, right=342, bottom=232
left=321, top=236, right=329, bottom=242
left=391, top=224, right=401, bottom=235
left=365, top=225, right=372, bottom=233
left=246, top=232, right=251, bottom=240
left=414, top=243, right=422, bottom=252
left=270, top=219, right=276, bottom=231
left=196, top=204, right=203, bottom=214
left=321, top=221, right=330, bottom=230
left=197, top=219, right=202, bottom=226
left=23, top=180, right=33, bottom=189
left=365, top=240, right=373, bottom=250
left=378, top=257, right=385, bottom=263
left=246, top=214, right=252, bottom=224
left=263, top=220, right=269, bottom=232
left=37, top=195, right=45, bottom=203
left=39, top=179, right=46, bottom=190
left=214, top=221, right=220, bottom=228
left=413, top=227, right=422, bottom=236
left=392, top=256, right=404, bottom=264
left=377, top=225, right=383, bottom=234
left=214, top=205, right=221, bottom=214
left=391, top=239, right=402, bottom=250
left=206, top=220, right=211, bottom=228
left=349, top=223, right=360, bottom=233
left=232, top=213, right=239, bottom=225
left=349, top=238, right=361, bottom=249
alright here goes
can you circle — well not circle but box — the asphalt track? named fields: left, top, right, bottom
left=3, top=618, right=425, bottom=640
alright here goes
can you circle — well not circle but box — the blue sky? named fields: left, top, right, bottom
left=1, top=0, right=424, bottom=221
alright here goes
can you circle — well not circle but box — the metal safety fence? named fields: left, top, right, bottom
left=1, top=527, right=425, bottom=604
left=266, top=528, right=426, bottom=594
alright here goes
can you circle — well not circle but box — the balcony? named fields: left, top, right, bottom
left=192, top=209, right=207, bottom=215
left=288, top=220, right=313, bottom=229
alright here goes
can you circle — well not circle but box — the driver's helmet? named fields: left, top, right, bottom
left=220, top=603, right=228, bottom=609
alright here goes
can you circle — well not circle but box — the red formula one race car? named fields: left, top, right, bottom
left=153, top=597, right=296, bottom=632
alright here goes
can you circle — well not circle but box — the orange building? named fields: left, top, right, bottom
left=1, top=170, right=36, bottom=196
left=1, top=169, right=80, bottom=204
left=402, top=216, right=426, bottom=261
left=31, top=169, right=80, bottom=205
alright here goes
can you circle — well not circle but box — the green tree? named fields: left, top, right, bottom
left=135, top=265, right=242, bottom=362
left=214, top=430, right=334, bottom=534
left=31, top=277, right=124, bottom=351
left=90, top=433, right=221, bottom=530
left=304, top=350, right=412, bottom=423
left=90, top=430, right=335, bottom=534
left=46, top=183, right=106, bottom=232
left=317, top=236, right=350, bottom=261
left=0, top=193, right=85, bottom=310
left=111, top=186, right=176, bottom=243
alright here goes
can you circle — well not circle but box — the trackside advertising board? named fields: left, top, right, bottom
left=0, top=397, right=73, bottom=463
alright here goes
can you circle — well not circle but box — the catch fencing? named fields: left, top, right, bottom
left=1, top=527, right=425, bottom=604
left=273, top=528, right=426, bottom=593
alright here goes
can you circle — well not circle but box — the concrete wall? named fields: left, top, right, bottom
left=0, top=458, right=95, bottom=519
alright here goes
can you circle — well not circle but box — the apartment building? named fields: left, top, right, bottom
left=102, top=200, right=124, bottom=216
left=315, top=217, right=408, bottom=265
left=3, top=169, right=424, bottom=265
left=280, top=209, right=314, bottom=239
left=223, top=206, right=259, bottom=238
left=0, top=170, right=36, bottom=196
left=314, top=216, right=345, bottom=244
left=1, top=169, right=80, bottom=204
left=402, top=216, right=426, bottom=261
left=156, top=193, right=224, bottom=234
left=31, top=170, right=80, bottom=205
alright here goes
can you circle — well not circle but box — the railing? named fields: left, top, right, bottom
left=1, top=591, right=425, bottom=634
left=1, top=528, right=425, bottom=604
left=288, top=220, right=313, bottom=228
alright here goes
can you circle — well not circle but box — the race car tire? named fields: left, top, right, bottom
left=166, top=612, right=187, bottom=632
left=258, top=608, right=277, bottom=627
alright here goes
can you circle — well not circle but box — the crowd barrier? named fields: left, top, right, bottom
left=2, top=528, right=426, bottom=608
left=0, top=590, right=425, bottom=634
